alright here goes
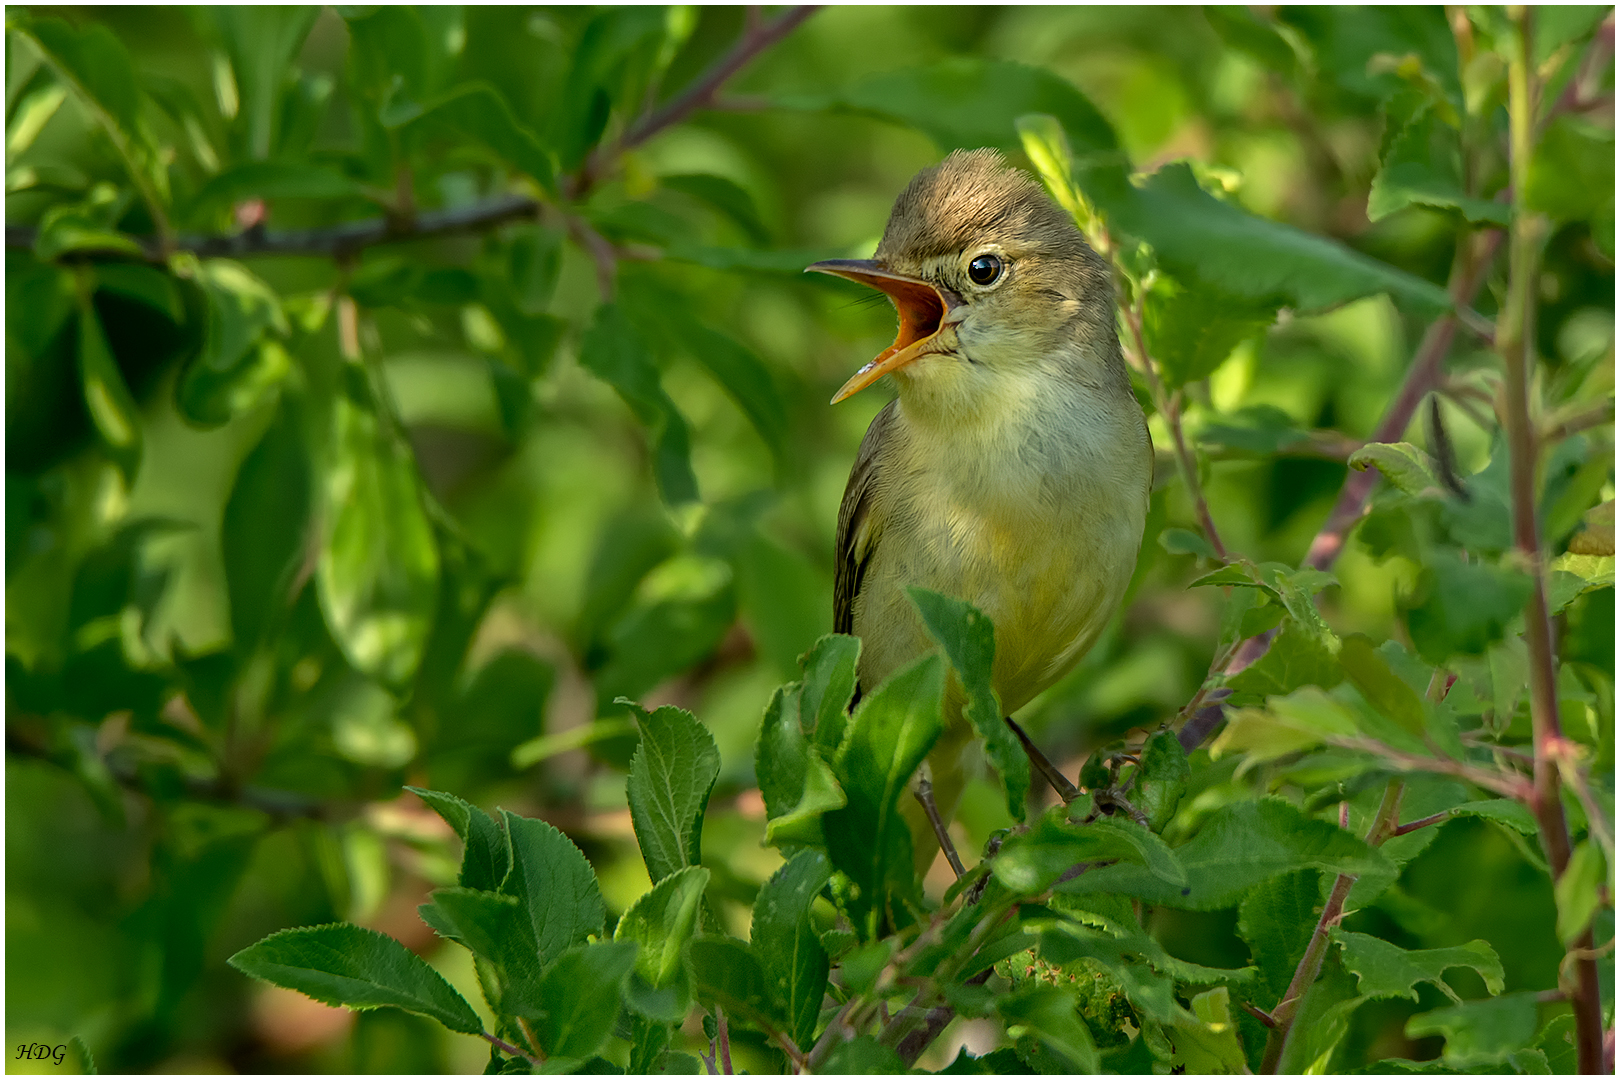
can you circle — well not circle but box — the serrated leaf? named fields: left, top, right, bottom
left=1340, top=634, right=1427, bottom=735
left=1334, top=930, right=1505, bottom=1004
left=1369, top=103, right=1510, bottom=226
left=1547, top=553, right=1615, bottom=615
left=625, top=703, right=721, bottom=884
left=1405, top=550, right=1534, bottom=663
left=751, top=850, right=832, bottom=1051
left=1446, top=799, right=1539, bottom=835
left=998, top=984, right=1100, bottom=1073
left=820, top=1034, right=906, bottom=1073
left=408, top=787, right=510, bottom=891
left=1554, top=840, right=1606, bottom=945
left=1238, top=868, right=1320, bottom=1004
left=1225, top=617, right=1343, bottom=700
left=228, top=923, right=482, bottom=1034
left=1134, top=731, right=1190, bottom=831
left=500, top=812, right=605, bottom=967
left=1349, top=441, right=1444, bottom=496
left=577, top=304, right=697, bottom=506
left=1407, top=991, right=1541, bottom=1067
left=315, top=369, right=440, bottom=686
left=908, top=587, right=1027, bottom=821
left=687, top=936, right=784, bottom=1032
left=822, top=653, right=945, bottom=934
left=1172, top=986, right=1248, bottom=1075
left=535, top=941, right=637, bottom=1060
left=809, top=58, right=1118, bottom=157
left=615, top=865, right=709, bottom=1005
left=756, top=684, right=847, bottom=848
left=1143, top=280, right=1277, bottom=387
left=1062, top=797, right=1391, bottom=909
left=995, top=810, right=1186, bottom=894
left=1213, top=687, right=1360, bottom=766
left=801, top=633, right=861, bottom=753
left=428, top=887, right=542, bottom=1016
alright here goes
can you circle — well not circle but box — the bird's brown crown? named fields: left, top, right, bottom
left=875, top=149, right=1094, bottom=267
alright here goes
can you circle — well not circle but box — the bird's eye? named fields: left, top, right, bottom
left=967, top=253, right=1003, bottom=286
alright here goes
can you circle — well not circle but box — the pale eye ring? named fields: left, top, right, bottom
left=967, top=253, right=1003, bottom=286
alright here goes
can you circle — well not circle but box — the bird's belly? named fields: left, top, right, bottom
left=853, top=484, right=1138, bottom=715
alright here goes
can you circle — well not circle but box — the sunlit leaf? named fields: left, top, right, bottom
left=625, top=703, right=721, bottom=885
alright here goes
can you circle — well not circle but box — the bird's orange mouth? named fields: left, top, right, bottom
left=805, top=259, right=955, bottom=403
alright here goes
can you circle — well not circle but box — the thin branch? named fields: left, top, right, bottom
left=570, top=6, right=820, bottom=197
left=1541, top=398, right=1616, bottom=445
left=480, top=1031, right=539, bottom=1065
left=1005, top=715, right=1080, bottom=801
left=5, top=193, right=542, bottom=262
left=1391, top=810, right=1451, bottom=837
left=1240, top=1000, right=1278, bottom=1028
left=1502, top=12, right=1602, bottom=1070
left=716, top=1006, right=733, bottom=1075
left=1261, top=780, right=1404, bottom=1073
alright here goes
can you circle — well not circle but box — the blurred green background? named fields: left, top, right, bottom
left=5, top=5, right=1612, bottom=1073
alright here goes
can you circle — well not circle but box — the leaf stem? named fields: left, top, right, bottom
left=716, top=1005, right=734, bottom=1074
left=1502, top=10, right=1603, bottom=1071
left=1260, top=779, right=1404, bottom=1073
left=480, top=1031, right=538, bottom=1065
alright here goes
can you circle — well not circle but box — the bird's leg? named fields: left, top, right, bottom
left=913, top=775, right=966, bottom=879
left=1003, top=716, right=1080, bottom=802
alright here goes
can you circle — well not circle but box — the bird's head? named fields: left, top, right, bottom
left=808, top=149, right=1120, bottom=416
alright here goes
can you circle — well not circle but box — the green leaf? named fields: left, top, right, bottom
left=1554, top=840, right=1606, bottom=945
left=506, top=223, right=562, bottom=316
left=756, top=684, right=847, bottom=848
left=1406, top=991, right=1541, bottom=1067
left=1369, top=102, right=1510, bottom=226
left=822, top=653, right=946, bottom=933
left=428, top=887, right=542, bottom=1016
left=398, top=82, right=555, bottom=189
left=670, top=320, right=789, bottom=466
left=819, top=1034, right=905, bottom=1074
left=577, top=304, right=698, bottom=506
left=407, top=788, right=510, bottom=892
left=801, top=633, right=861, bottom=753
left=625, top=703, right=721, bottom=884
left=1339, top=634, right=1427, bottom=736
left=1276, top=959, right=1366, bottom=1074
left=1238, top=868, right=1320, bottom=1004
left=1063, top=797, right=1391, bottom=909
left=662, top=173, right=770, bottom=246
left=1334, top=930, right=1504, bottom=1003
left=1547, top=553, right=1615, bottom=616
left=811, top=58, right=1118, bottom=157
left=1225, top=617, right=1343, bottom=700
left=36, top=206, right=144, bottom=262
left=995, top=810, right=1186, bottom=894
left=1349, top=442, right=1445, bottom=496
left=1142, top=279, right=1277, bottom=387
left=1171, top=986, right=1249, bottom=1075
left=687, top=936, right=784, bottom=1032
left=751, top=850, right=832, bottom=1051
left=1087, top=161, right=1452, bottom=315
left=190, top=161, right=366, bottom=218
left=908, top=587, right=1028, bottom=821
left=614, top=865, right=709, bottom=1010
left=1159, top=527, right=1218, bottom=559
left=500, top=812, right=605, bottom=967
left=227, top=923, right=482, bottom=1035
left=75, top=288, right=142, bottom=480
left=315, top=369, right=441, bottom=686
left=19, top=16, right=141, bottom=143
left=999, top=984, right=1100, bottom=1073
left=535, top=941, right=638, bottom=1061
left=1134, top=731, right=1190, bottom=832
left=1446, top=799, right=1539, bottom=835
left=1213, top=688, right=1361, bottom=765
left=1527, top=114, right=1615, bottom=227
left=177, top=258, right=292, bottom=426
left=1405, top=550, right=1533, bottom=663
left=206, top=7, right=320, bottom=159
left=1197, top=404, right=1313, bottom=456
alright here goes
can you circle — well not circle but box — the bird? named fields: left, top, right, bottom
left=807, top=148, right=1153, bottom=876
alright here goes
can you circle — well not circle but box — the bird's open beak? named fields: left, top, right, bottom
left=806, top=259, right=959, bottom=404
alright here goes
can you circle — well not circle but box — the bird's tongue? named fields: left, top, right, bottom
left=831, top=277, right=946, bottom=403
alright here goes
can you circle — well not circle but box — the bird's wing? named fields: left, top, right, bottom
left=834, top=400, right=900, bottom=637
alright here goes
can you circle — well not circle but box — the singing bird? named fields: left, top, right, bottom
left=809, top=149, right=1152, bottom=872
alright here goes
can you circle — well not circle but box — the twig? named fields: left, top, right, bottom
left=570, top=6, right=820, bottom=197
left=1541, top=399, right=1616, bottom=445
left=1005, top=716, right=1080, bottom=801
left=716, top=1006, right=733, bottom=1075
left=566, top=214, right=621, bottom=301
left=1261, top=780, right=1404, bottom=1072
left=1391, top=811, right=1450, bottom=837
left=5, top=193, right=541, bottom=262
left=480, top=1031, right=539, bottom=1065
left=1240, top=1000, right=1278, bottom=1028
left=1502, top=13, right=1602, bottom=1070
